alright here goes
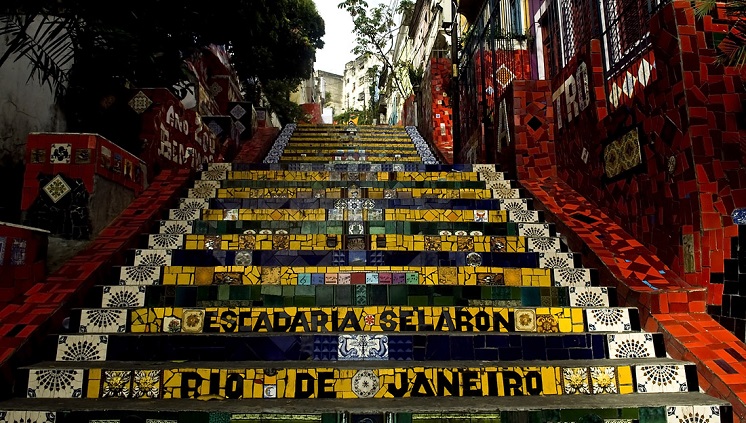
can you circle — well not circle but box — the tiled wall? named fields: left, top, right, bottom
left=418, top=57, right=454, bottom=164
left=0, top=223, right=48, bottom=302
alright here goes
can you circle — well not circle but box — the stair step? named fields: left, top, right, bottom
left=18, top=359, right=699, bottom=399
left=47, top=331, right=661, bottom=362
left=188, top=187, right=516, bottom=200
left=203, top=163, right=500, bottom=172
left=177, top=198, right=533, bottom=211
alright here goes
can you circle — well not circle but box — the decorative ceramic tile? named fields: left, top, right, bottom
left=75, top=148, right=92, bottom=164
left=527, top=237, right=561, bottom=252
left=56, top=335, right=108, bottom=361
left=500, top=199, right=528, bottom=211
left=159, top=220, right=193, bottom=235
left=636, top=364, right=688, bottom=393
left=466, top=252, right=482, bottom=266
left=569, top=287, right=610, bottom=307
left=169, top=208, right=200, bottom=220
left=102, top=286, right=146, bottom=308
left=50, top=143, right=72, bottom=164
left=119, top=266, right=162, bottom=285
left=80, top=309, right=127, bottom=333
left=0, top=412, right=57, bottom=423
left=263, top=384, right=277, bottom=399
left=338, top=335, right=389, bottom=360
left=134, top=249, right=172, bottom=267
left=27, top=368, right=84, bottom=398
left=538, top=252, right=575, bottom=269
left=604, top=128, right=642, bottom=178
left=42, top=174, right=72, bottom=203
left=514, top=309, right=536, bottom=331
left=590, top=366, right=618, bottom=394
left=553, top=268, right=592, bottom=287
left=9, top=239, right=26, bottom=265
left=473, top=210, right=489, bottom=222
left=351, top=370, right=380, bottom=398
left=666, top=406, right=722, bottom=423
left=328, top=209, right=344, bottom=220
left=607, top=333, right=655, bottom=359
left=473, top=164, right=497, bottom=173
left=235, top=250, right=253, bottom=266
left=562, top=367, right=590, bottom=394
left=89, top=420, right=119, bottom=423
left=182, top=309, right=205, bottom=333
left=223, top=209, right=239, bottom=221
left=509, top=210, right=540, bottom=223
left=188, top=185, right=216, bottom=198
left=30, top=148, right=46, bottom=163
left=485, top=180, right=512, bottom=190
left=207, top=163, right=232, bottom=172
left=535, top=314, right=560, bottom=333
left=129, top=90, right=153, bottom=113
left=586, top=308, right=632, bottom=332
left=132, top=370, right=161, bottom=398
left=163, top=316, right=182, bottom=333
left=148, top=234, right=184, bottom=249
left=517, top=223, right=551, bottom=238
left=102, top=370, right=132, bottom=398
left=180, top=198, right=209, bottom=210
left=492, top=187, right=520, bottom=199
left=201, top=169, right=227, bottom=181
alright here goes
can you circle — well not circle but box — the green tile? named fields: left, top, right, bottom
left=316, top=285, right=335, bottom=306
left=390, top=285, right=408, bottom=306
left=260, top=285, right=282, bottom=296
left=217, top=285, right=230, bottom=301
left=230, top=286, right=252, bottom=300
left=522, top=287, right=541, bottom=306
left=639, top=407, right=666, bottom=423
left=481, top=286, right=493, bottom=299
left=408, top=295, right=428, bottom=306
left=406, top=272, right=419, bottom=285
left=335, top=286, right=353, bottom=306
left=295, top=296, right=316, bottom=307
left=433, top=296, right=453, bottom=306
left=263, top=295, right=283, bottom=307
left=282, top=285, right=295, bottom=298
left=296, top=285, right=316, bottom=296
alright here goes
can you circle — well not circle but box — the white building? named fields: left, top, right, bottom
left=342, top=54, right=384, bottom=112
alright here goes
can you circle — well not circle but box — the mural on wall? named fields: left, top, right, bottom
left=24, top=173, right=92, bottom=240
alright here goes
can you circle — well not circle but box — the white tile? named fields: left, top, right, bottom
left=538, top=252, right=575, bottom=269
left=585, top=308, right=633, bottom=332
left=133, top=249, right=172, bottom=267
left=206, top=163, right=232, bottom=172
left=119, top=266, right=162, bottom=285
left=168, top=208, right=200, bottom=220
left=492, top=188, right=521, bottom=199
left=148, top=234, right=184, bottom=250
left=509, top=210, right=540, bottom=223
left=569, top=287, right=610, bottom=307
left=636, top=364, right=688, bottom=393
left=200, top=169, right=226, bottom=181
left=158, top=220, right=193, bottom=235
left=179, top=198, right=209, bottom=210
left=500, top=199, right=528, bottom=211
left=56, top=335, right=108, bottom=361
left=517, top=223, right=551, bottom=238
left=607, top=333, right=655, bottom=359
left=667, top=406, right=722, bottom=423
left=27, top=368, right=84, bottom=398
left=472, top=164, right=496, bottom=173
left=192, top=180, right=220, bottom=190
left=79, top=309, right=127, bottom=333
left=0, top=412, right=56, bottom=423
left=553, top=268, right=593, bottom=287
left=485, top=180, right=512, bottom=190
left=102, top=286, right=146, bottom=308
left=527, top=237, right=562, bottom=252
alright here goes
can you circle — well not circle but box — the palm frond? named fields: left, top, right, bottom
left=717, top=20, right=746, bottom=68
left=694, top=0, right=717, bottom=19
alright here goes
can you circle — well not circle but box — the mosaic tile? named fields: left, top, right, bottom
left=607, top=333, right=656, bottom=359
left=9, top=239, right=26, bottom=265
left=568, top=287, right=609, bottom=307
left=132, top=370, right=161, bottom=398
left=101, top=286, right=146, bottom=308
left=134, top=249, right=172, bottom=266
left=207, top=163, right=233, bottom=172
left=27, top=368, right=84, bottom=398
left=201, top=169, right=227, bottom=181
left=79, top=309, right=127, bottom=333
left=159, top=220, right=193, bottom=234
left=514, top=309, right=536, bottom=331
left=50, top=143, right=72, bottom=164
left=169, top=208, right=200, bottom=220
left=0, top=412, right=57, bottom=423
left=636, top=364, right=688, bottom=393
left=119, top=266, right=162, bottom=285
left=666, top=406, right=722, bottom=423
left=0, top=237, right=4, bottom=266
left=56, top=335, right=108, bottom=361
left=539, top=252, right=575, bottom=269
left=586, top=308, right=632, bottom=332
left=517, top=223, right=551, bottom=238
left=147, top=234, right=184, bottom=249
left=553, top=268, right=593, bottom=287
left=351, top=369, right=380, bottom=398
left=590, top=366, right=618, bottom=394
left=562, top=367, right=590, bottom=394
left=527, top=237, right=561, bottom=252
left=42, top=174, right=72, bottom=203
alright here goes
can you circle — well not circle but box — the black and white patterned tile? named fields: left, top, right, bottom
left=27, top=368, right=84, bottom=398
left=206, top=163, right=233, bottom=172
left=119, top=266, right=162, bottom=285
left=585, top=308, right=633, bottom=332
left=607, top=333, right=656, bottom=359
left=666, top=406, right=722, bottom=423
left=569, top=287, right=610, bottom=307
left=200, top=168, right=227, bottom=181
left=517, top=223, right=551, bottom=238
left=338, top=334, right=389, bottom=360
left=168, top=208, right=201, bottom=221
left=158, top=220, right=193, bottom=235
left=636, top=364, right=689, bottom=393
left=179, top=198, right=209, bottom=210
left=56, top=335, right=108, bottom=361
left=101, top=286, right=146, bottom=308
left=132, top=370, right=161, bottom=398
left=553, top=268, right=593, bottom=287
left=473, top=164, right=497, bottom=173
left=509, top=210, right=541, bottom=223
left=50, top=143, right=72, bottom=164
left=491, top=187, right=521, bottom=199
left=0, top=411, right=56, bottom=423
left=147, top=234, right=184, bottom=250
left=485, top=180, right=512, bottom=190
left=500, top=199, right=529, bottom=211
left=79, top=309, right=127, bottom=333
left=527, top=237, right=562, bottom=252
left=133, top=249, right=172, bottom=267
left=538, top=252, right=576, bottom=269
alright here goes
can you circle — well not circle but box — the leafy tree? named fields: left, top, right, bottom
left=337, top=0, right=414, bottom=101
left=0, top=0, right=325, bottom=139
left=695, top=0, right=746, bottom=68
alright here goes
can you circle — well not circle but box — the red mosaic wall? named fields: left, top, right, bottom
left=0, top=223, right=48, bottom=303
left=496, top=80, right=557, bottom=180
left=418, top=57, right=454, bottom=164
left=549, top=2, right=746, bottom=304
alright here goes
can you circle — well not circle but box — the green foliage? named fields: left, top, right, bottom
left=694, top=0, right=746, bottom=68
left=0, top=0, right=325, bottom=133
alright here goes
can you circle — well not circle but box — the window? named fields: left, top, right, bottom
left=599, top=0, right=664, bottom=75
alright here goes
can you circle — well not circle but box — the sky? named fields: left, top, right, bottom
left=313, top=0, right=389, bottom=75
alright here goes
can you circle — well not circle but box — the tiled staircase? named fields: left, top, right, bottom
left=0, top=124, right=732, bottom=423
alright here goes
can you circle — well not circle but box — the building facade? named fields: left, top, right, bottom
left=342, top=54, right=384, bottom=112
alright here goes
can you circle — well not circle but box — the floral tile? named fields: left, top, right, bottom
left=42, top=175, right=71, bottom=203
left=338, top=334, right=388, bottom=360
left=134, top=249, right=172, bottom=267
left=50, top=143, right=72, bottom=164
left=0, top=412, right=56, bottom=423
left=485, top=180, right=512, bottom=190
left=590, top=366, right=618, bottom=394
left=473, top=164, right=497, bottom=173
left=509, top=209, right=540, bottom=223
left=159, top=220, right=193, bottom=235
left=206, top=163, right=232, bottom=172
left=27, top=368, right=84, bottom=398
left=527, top=237, right=561, bottom=252
left=56, top=335, right=108, bottom=361
left=569, top=287, right=610, bottom=307
left=132, top=370, right=161, bottom=398
left=538, top=252, right=575, bottom=269
left=101, top=286, right=146, bottom=308
left=514, top=309, right=536, bottom=332
left=180, top=198, right=209, bottom=210
left=147, top=234, right=184, bottom=250
left=666, top=406, right=722, bottom=423
left=517, top=223, right=551, bottom=238
left=119, top=266, right=162, bottom=285
left=500, top=199, right=528, bottom=211
left=553, top=268, right=593, bottom=287
left=636, top=364, right=689, bottom=393
left=168, top=208, right=201, bottom=220
left=182, top=309, right=205, bottom=333
left=102, top=370, right=132, bottom=398
left=586, top=308, right=633, bottom=332
left=607, top=333, right=656, bottom=359
left=201, top=168, right=227, bottom=181
left=80, top=309, right=127, bottom=333
left=491, top=187, right=520, bottom=199
left=562, top=367, right=590, bottom=394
